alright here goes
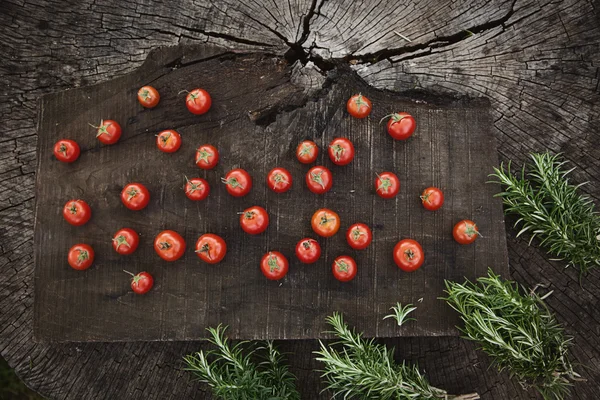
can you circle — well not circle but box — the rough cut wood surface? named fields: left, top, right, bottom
left=1, top=0, right=599, bottom=398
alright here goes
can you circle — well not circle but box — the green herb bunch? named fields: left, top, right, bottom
left=314, top=313, right=479, bottom=399
left=444, top=269, right=581, bottom=400
left=183, top=325, right=300, bottom=400
left=490, top=152, right=600, bottom=274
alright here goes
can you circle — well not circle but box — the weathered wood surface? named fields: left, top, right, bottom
left=1, top=0, right=599, bottom=398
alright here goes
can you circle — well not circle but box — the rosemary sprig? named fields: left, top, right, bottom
left=443, top=269, right=582, bottom=400
left=383, top=302, right=417, bottom=326
left=490, top=152, right=600, bottom=274
left=183, top=325, right=300, bottom=400
left=314, top=313, right=479, bottom=399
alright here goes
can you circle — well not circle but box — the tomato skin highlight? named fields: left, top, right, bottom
left=453, top=219, right=480, bottom=245
left=239, top=206, right=269, bottom=235
left=328, top=138, right=355, bottom=166
left=195, top=233, right=227, bottom=264
left=196, top=144, right=219, bottom=170
left=295, top=238, right=321, bottom=264
left=375, top=172, right=400, bottom=199
left=393, top=239, right=424, bottom=272
left=421, top=187, right=444, bottom=211
left=384, top=112, right=416, bottom=140
left=125, top=271, right=154, bottom=294
left=68, top=244, right=94, bottom=271
left=154, top=230, right=186, bottom=262
left=137, top=86, right=160, bottom=108
left=156, top=130, right=182, bottom=153
left=112, top=228, right=139, bottom=255
left=53, top=139, right=80, bottom=163
left=332, top=255, right=357, bottom=282
left=346, top=94, right=372, bottom=119
left=346, top=223, right=373, bottom=250
left=93, top=119, right=121, bottom=145
left=306, top=166, right=333, bottom=194
left=222, top=168, right=252, bottom=197
left=121, top=183, right=150, bottom=211
left=311, top=208, right=340, bottom=238
left=296, top=141, right=318, bottom=164
left=186, top=88, right=212, bottom=115
left=185, top=177, right=210, bottom=201
left=63, top=199, right=92, bottom=226
left=260, top=251, right=289, bottom=280
left=267, top=167, right=292, bottom=193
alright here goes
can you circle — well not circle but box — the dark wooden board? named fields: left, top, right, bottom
left=33, top=45, right=508, bottom=342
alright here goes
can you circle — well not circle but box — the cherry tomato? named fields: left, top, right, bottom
left=306, top=166, right=332, bottom=194
left=393, top=239, right=424, bottom=272
left=295, top=238, right=321, bottom=264
left=267, top=167, right=292, bottom=193
left=91, top=119, right=121, bottom=145
left=186, top=88, right=211, bottom=115
left=154, top=230, right=186, bottom=262
left=296, top=140, right=318, bottom=164
left=53, top=139, right=80, bottom=163
left=328, top=138, right=355, bottom=166
left=195, top=233, right=227, bottom=264
left=453, top=220, right=480, bottom=245
left=137, top=86, right=160, bottom=108
left=260, top=251, right=289, bottom=280
left=121, top=183, right=150, bottom=211
left=68, top=244, right=94, bottom=271
left=196, top=144, right=219, bottom=170
left=63, top=199, right=91, bottom=226
left=346, top=94, right=372, bottom=119
left=156, top=130, right=181, bottom=153
left=346, top=223, right=372, bottom=250
left=332, top=255, right=357, bottom=282
left=382, top=112, right=416, bottom=140
left=421, top=187, right=444, bottom=211
left=112, top=228, right=139, bottom=255
left=185, top=177, right=210, bottom=201
left=311, top=208, right=340, bottom=237
left=375, top=172, right=400, bottom=199
left=222, top=168, right=252, bottom=197
left=239, top=206, right=269, bottom=235
left=124, top=270, right=154, bottom=294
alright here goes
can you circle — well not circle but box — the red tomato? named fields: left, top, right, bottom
left=53, top=139, right=80, bottom=163
left=453, top=220, right=480, bottom=245
left=239, top=206, right=269, bottom=235
left=137, top=86, right=160, bottom=108
left=328, top=138, right=355, bottom=166
left=186, top=88, right=211, bottom=115
left=112, top=228, right=139, bottom=255
left=63, top=199, right=91, bottom=226
left=195, top=144, right=219, bottom=170
left=156, top=130, right=181, bottom=153
left=393, top=239, right=424, bottom=272
left=154, top=230, right=186, bottom=262
left=346, top=94, right=372, bottom=119
left=375, top=172, right=400, bottom=199
left=267, top=167, right=292, bottom=193
left=296, top=140, right=318, bottom=164
left=222, top=168, right=252, bottom=197
left=332, top=255, right=357, bottom=282
left=91, top=119, right=121, bottom=145
left=306, top=166, right=332, bottom=194
left=68, top=244, right=94, bottom=271
left=260, top=251, right=289, bottom=280
left=124, top=270, right=154, bottom=294
left=311, top=208, right=340, bottom=237
left=195, top=233, right=227, bottom=264
left=346, top=223, right=372, bottom=250
left=382, top=112, right=416, bottom=140
left=421, top=187, right=444, bottom=211
left=121, top=183, right=150, bottom=211
left=295, top=238, right=321, bottom=264
left=185, top=177, right=210, bottom=201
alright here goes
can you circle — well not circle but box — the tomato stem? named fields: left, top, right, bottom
left=310, top=171, right=326, bottom=189
left=221, top=177, right=244, bottom=189
left=123, top=270, right=135, bottom=277
left=113, top=235, right=131, bottom=250
left=335, top=260, right=349, bottom=272
left=330, top=144, right=345, bottom=162
left=196, top=148, right=212, bottom=164
left=267, top=253, right=280, bottom=272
